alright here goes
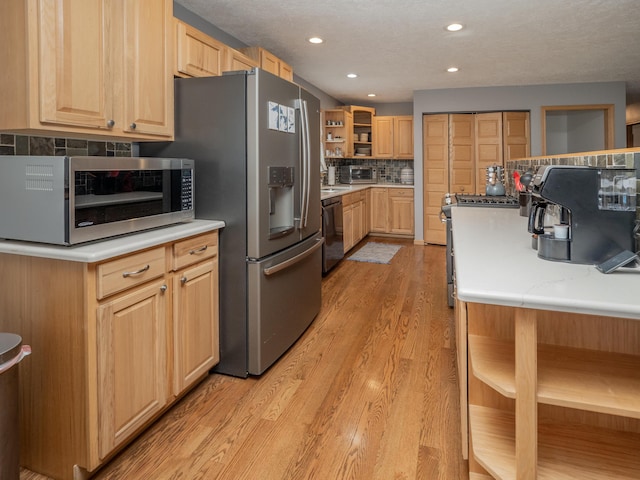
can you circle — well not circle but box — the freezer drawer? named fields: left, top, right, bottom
left=247, top=234, right=322, bottom=375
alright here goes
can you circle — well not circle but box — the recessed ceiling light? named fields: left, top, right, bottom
left=367, top=93, right=376, bottom=97
left=308, top=37, right=323, bottom=44
left=446, top=23, right=464, bottom=32
left=447, top=67, right=459, bottom=73
left=347, top=73, right=358, bottom=78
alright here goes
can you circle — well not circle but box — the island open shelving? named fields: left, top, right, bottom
left=451, top=205, right=640, bottom=480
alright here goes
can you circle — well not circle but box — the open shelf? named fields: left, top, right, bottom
left=470, top=405, right=640, bottom=479
left=468, top=335, right=640, bottom=419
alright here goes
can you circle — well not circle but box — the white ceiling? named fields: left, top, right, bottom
left=176, top=0, right=640, bottom=106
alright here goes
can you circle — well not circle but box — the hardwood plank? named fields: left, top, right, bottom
left=21, top=239, right=468, bottom=480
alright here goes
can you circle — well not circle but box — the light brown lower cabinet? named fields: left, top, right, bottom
left=369, top=187, right=414, bottom=236
left=0, top=231, right=219, bottom=480
left=342, top=191, right=367, bottom=253
left=460, top=301, right=640, bottom=479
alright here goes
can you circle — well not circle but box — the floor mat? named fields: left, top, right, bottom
left=347, top=242, right=402, bottom=264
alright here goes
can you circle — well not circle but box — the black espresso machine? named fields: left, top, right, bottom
left=528, top=165, right=637, bottom=264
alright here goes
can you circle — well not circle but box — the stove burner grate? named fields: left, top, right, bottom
left=454, top=194, right=519, bottom=207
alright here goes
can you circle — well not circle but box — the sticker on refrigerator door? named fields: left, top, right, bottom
left=287, top=107, right=295, bottom=133
left=279, top=105, right=288, bottom=132
left=269, top=102, right=279, bottom=130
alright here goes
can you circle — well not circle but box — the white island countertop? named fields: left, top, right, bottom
left=0, top=219, right=225, bottom=263
left=452, top=206, right=640, bottom=320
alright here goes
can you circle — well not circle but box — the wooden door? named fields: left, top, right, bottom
left=394, top=116, right=414, bottom=159
left=423, top=114, right=449, bottom=245
left=449, top=114, right=475, bottom=194
left=37, top=0, right=112, bottom=130
left=370, top=187, right=388, bottom=233
left=279, top=60, right=294, bottom=81
left=226, top=48, right=258, bottom=72
left=174, top=19, right=226, bottom=78
left=343, top=203, right=354, bottom=253
left=260, top=49, right=280, bottom=76
left=96, top=280, right=168, bottom=459
left=373, top=116, right=394, bottom=157
left=475, top=112, right=503, bottom=193
left=503, top=111, right=531, bottom=161
left=173, top=260, right=219, bottom=395
left=388, top=189, right=414, bottom=235
left=121, top=0, right=174, bottom=137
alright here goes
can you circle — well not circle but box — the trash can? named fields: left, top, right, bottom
left=0, top=333, right=31, bottom=480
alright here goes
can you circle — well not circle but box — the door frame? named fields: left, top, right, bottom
left=541, top=104, right=614, bottom=155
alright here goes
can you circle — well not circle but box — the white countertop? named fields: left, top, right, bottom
left=321, top=183, right=413, bottom=200
left=452, top=206, right=640, bottom=320
left=0, top=219, right=225, bottom=263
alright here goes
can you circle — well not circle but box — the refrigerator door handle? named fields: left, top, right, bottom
left=263, top=237, right=323, bottom=276
left=296, top=98, right=311, bottom=229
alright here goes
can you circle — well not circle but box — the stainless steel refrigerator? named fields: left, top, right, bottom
left=141, top=69, right=322, bottom=377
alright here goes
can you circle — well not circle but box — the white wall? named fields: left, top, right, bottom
left=412, top=81, right=627, bottom=242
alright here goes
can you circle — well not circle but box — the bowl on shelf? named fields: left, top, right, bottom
left=356, top=147, right=371, bottom=155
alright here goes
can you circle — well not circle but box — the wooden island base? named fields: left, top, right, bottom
left=457, top=301, right=640, bottom=480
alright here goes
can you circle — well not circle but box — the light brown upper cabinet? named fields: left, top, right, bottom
left=0, top=0, right=174, bottom=141
left=376, top=115, right=414, bottom=159
left=373, top=115, right=414, bottom=159
left=174, top=19, right=227, bottom=78
left=226, top=48, right=259, bottom=72
left=174, top=19, right=258, bottom=77
left=240, top=46, right=294, bottom=81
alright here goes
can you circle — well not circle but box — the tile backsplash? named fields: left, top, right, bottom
left=325, top=158, right=414, bottom=185
left=0, top=134, right=132, bottom=157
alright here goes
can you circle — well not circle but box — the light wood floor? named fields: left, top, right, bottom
left=22, top=238, right=468, bottom=480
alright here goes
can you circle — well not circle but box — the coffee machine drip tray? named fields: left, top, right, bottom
left=455, top=194, right=519, bottom=208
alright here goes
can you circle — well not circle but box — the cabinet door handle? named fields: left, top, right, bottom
left=189, top=245, right=208, bottom=255
left=122, top=264, right=150, bottom=277
left=130, top=122, right=137, bottom=130
left=180, top=276, right=188, bottom=284
left=160, top=284, right=167, bottom=293
left=106, top=119, right=115, bottom=128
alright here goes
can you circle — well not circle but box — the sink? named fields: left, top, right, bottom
left=321, top=186, right=350, bottom=193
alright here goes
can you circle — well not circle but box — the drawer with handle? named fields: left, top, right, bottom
left=172, top=232, right=218, bottom=271
left=96, top=247, right=166, bottom=300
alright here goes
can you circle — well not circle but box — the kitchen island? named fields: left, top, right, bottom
left=0, top=220, right=224, bottom=480
left=451, top=207, right=640, bottom=480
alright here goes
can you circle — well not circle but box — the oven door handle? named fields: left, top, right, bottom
left=263, top=238, right=324, bottom=276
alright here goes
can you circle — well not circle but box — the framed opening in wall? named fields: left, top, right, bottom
left=541, top=104, right=614, bottom=155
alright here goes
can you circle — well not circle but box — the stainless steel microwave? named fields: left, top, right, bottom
left=0, top=156, right=194, bottom=245
left=339, top=165, right=377, bottom=184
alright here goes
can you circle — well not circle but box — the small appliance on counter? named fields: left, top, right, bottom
left=0, top=156, right=194, bottom=245
left=340, top=165, right=377, bottom=184
left=485, top=164, right=506, bottom=196
left=528, top=165, right=637, bottom=264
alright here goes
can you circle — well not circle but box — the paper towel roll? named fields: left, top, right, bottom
left=328, top=166, right=336, bottom=185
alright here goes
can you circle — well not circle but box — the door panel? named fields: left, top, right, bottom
left=503, top=111, right=531, bottom=161
left=246, top=69, right=302, bottom=259
left=247, top=234, right=322, bottom=374
left=475, top=112, right=503, bottom=193
left=423, top=114, right=449, bottom=245
left=38, top=0, right=111, bottom=129
left=449, top=114, right=475, bottom=194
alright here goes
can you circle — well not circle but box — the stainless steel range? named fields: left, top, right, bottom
left=441, top=194, right=519, bottom=306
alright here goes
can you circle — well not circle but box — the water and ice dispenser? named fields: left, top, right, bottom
left=268, top=166, right=295, bottom=239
